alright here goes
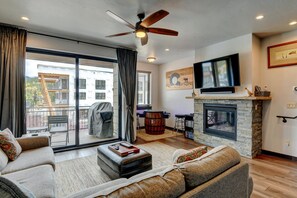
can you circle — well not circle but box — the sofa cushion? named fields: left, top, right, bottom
left=1, top=147, right=55, bottom=175
left=88, top=166, right=185, bottom=198
left=0, top=176, right=35, bottom=198
left=66, top=178, right=128, bottom=198
left=3, top=165, right=55, bottom=198
left=16, top=136, right=50, bottom=151
left=175, top=145, right=241, bottom=189
left=173, top=146, right=208, bottom=163
left=0, top=148, right=8, bottom=172
left=0, top=128, right=22, bottom=161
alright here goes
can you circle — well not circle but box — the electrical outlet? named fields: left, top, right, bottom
left=287, top=103, right=297, bottom=109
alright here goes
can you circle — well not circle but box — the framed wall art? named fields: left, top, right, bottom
left=268, top=40, right=297, bottom=68
left=166, top=67, right=193, bottom=90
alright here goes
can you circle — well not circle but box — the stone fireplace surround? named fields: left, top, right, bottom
left=188, top=96, right=271, bottom=158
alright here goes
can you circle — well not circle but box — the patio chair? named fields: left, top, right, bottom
left=48, top=115, right=69, bottom=146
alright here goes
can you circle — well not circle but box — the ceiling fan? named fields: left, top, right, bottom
left=106, top=9, right=178, bottom=46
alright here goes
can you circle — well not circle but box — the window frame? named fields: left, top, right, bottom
left=136, top=71, right=151, bottom=105
left=25, top=47, right=122, bottom=152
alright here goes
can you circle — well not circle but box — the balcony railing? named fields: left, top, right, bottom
left=26, top=106, right=90, bottom=131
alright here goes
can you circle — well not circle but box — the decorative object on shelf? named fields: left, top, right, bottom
left=254, top=85, right=271, bottom=97
left=268, top=40, right=297, bottom=68
left=166, top=67, right=193, bottom=90
left=276, top=115, right=297, bottom=123
left=244, top=87, right=253, bottom=96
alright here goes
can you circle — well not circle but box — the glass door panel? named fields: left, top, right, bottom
left=25, top=53, right=76, bottom=148
left=78, top=59, right=118, bottom=145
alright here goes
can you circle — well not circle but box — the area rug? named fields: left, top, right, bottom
left=55, top=142, right=178, bottom=198
left=137, top=129, right=183, bottom=141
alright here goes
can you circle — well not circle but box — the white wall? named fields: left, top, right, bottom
left=260, top=29, right=297, bottom=157
left=195, top=34, right=253, bottom=96
left=159, top=55, right=195, bottom=128
left=27, top=33, right=117, bottom=59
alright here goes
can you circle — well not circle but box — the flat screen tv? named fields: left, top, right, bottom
left=194, top=53, right=240, bottom=93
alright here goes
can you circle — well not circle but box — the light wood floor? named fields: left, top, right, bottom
left=55, top=135, right=297, bottom=198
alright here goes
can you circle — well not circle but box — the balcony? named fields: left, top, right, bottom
left=26, top=106, right=117, bottom=147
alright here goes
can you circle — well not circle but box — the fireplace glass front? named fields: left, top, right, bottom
left=203, top=103, right=237, bottom=140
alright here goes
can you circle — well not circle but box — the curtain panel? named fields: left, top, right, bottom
left=116, top=48, right=137, bottom=143
left=0, top=25, right=27, bottom=137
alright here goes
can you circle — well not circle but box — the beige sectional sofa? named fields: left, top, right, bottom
left=68, top=145, right=253, bottom=198
left=0, top=136, right=56, bottom=198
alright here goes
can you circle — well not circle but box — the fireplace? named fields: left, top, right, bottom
left=203, top=103, right=237, bottom=140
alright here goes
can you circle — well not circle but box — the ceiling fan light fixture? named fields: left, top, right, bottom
left=147, top=57, right=156, bottom=62
left=136, top=29, right=146, bottom=38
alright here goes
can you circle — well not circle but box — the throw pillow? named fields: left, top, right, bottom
left=0, top=128, right=22, bottom=161
left=174, top=146, right=208, bottom=164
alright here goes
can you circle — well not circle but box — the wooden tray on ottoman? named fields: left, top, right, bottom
left=108, top=143, right=140, bottom=157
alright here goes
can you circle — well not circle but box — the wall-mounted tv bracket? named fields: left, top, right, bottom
left=276, top=115, right=297, bottom=123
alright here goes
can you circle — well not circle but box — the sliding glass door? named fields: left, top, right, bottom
left=25, top=49, right=120, bottom=149
left=78, top=59, right=118, bottom=144
left=25, top=52, right=76, bottom=148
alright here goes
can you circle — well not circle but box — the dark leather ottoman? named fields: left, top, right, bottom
left=97, top=142, right=152, bottom=179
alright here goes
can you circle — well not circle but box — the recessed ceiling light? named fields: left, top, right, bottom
left=147, top=57, right=156, bottom=63
left=289, top=21, right=297, bottom=26
left=255, top=15, right=264, bottom=20
left=165, top=48, right=170, bottom=51
left=21, top=16, right=29, bottom=21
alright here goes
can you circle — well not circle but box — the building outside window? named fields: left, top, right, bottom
left=79, top=79, right=86, bottom=89
left=95, top=92, right=106, bottom=100
left=95, top=80, right=106, bottom=90
left=137, top=72, right=150, bottom=105
left=79, top=92, right=86, bottom=100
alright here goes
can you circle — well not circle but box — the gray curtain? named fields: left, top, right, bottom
left=0, top=25, right=27, bottom=137
left=116, top=48, right=137, bottom=143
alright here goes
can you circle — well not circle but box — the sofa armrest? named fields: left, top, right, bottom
left=16, top=136, right=50, bottom=151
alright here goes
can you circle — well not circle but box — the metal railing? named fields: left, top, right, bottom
left=26, top=106, right=90, bottom=131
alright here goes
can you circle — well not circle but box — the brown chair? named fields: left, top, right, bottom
left=144, top=111, right=165, bottom=135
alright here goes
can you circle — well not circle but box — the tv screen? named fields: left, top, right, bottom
left=194, top=53, right=240, bottom=91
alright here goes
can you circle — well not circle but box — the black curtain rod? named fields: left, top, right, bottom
left=28, top=31, right=122, bottom=50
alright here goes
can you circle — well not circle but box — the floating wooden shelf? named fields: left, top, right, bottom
left=185, top=96, right=272, bottom=101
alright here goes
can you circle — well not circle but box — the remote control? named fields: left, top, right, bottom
left=32, top=134, right=38, bottom=136
left=120, top=142, right=133, bottom=148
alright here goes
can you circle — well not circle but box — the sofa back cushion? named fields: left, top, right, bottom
left=0, top=148, right=8, bottom=172
left=0, top=176, right=35, bottom=198
left=90, top=166, right=185, bottom=198
left=175, top=145, right=241, bottom=189
left=0, top=128, right=22, bottom=161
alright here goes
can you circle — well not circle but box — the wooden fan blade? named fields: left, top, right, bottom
left=106, top=10, right=135, bottom=30
left=106, top=32, right=134, bottom=37
left=147, top=28, right=178, bottom=36
left=141, top=34, right=148, bottom=46
left=140, top=10, right=169, bottom=27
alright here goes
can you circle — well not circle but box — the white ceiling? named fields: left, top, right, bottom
left=0, top=0, right=297, bottom=64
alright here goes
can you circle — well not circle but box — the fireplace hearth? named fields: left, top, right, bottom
left=203, top=104, right=237, bottom=141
